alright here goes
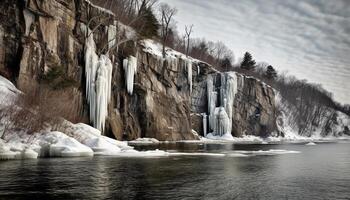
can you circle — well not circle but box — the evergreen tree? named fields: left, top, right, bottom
left=265, top=65, right=277, bottom=80
left=136, top=7, right=160, bottom=39
left=240, top=52, right=256, bottom=70
left=220, top=57, right=233, bottom=71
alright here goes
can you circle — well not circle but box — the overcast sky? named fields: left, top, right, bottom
left=160, top=0, right=350, bottom=104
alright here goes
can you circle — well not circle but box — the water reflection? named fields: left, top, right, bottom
left=0, top=143, right=349, bottom=200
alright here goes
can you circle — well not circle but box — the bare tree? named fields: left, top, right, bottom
left=184, top=24, right=193, bottom=57
left=88, top=0, right=159, bottom=57
left=159, top=3, right=177, bottom=58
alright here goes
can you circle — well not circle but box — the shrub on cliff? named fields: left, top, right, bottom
left=40, top=66, right=78, bottom=90
left=134, top=7, right=159, bottom=39
left=265, top=65, right=277, bottom=80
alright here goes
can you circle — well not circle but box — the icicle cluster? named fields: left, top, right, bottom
left=186, top=59, right=193, bottom=93
left=204, top=72, right=238, bottom=137
left=85, top=31, right=113, bottom=132
left=123, top=56, right=138, bottom=94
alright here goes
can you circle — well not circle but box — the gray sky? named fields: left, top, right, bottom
left=161, top=0, right=350, bottom=104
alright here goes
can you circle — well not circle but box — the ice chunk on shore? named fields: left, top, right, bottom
left=206, top=132, right=234, bottom=141
left=39, top=131, right=93, bottom=157
left=128, top=138, right=160, bottom=145
left=59, top=122, right=133, bottom=156
left=0, top=139, right=17, bottom=160
left=306, top=142, right=317, bottom=146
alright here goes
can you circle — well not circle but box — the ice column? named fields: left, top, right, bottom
left=85, top=31, right=113, bottom=132
left=123, top=56, right=138, bottom=94
left=202, top=113, right=207, bottom=137
left=187, top=59, right=192, bottom=93
left=205, top=72, right=238, bottom=137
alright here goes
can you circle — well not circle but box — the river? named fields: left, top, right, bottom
left=0, top=141, right=349, bottom=200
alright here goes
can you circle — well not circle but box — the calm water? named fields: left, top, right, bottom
left=0, top=142, right=349, bottom=200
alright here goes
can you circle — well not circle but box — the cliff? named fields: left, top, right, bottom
left=191, top=69, right=277, bottom=138
left=0, top=0, right=279, bottom=141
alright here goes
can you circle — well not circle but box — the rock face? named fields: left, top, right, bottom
left=191, top=70, right=277, bottom=137
left=0, top=0, right=278, bottom=141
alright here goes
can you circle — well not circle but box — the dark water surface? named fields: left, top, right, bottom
left=0, top=142, right=349, bottom=200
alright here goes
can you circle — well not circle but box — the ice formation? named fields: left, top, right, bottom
left=123, top=56, right=138, bottom=94
left=85, top=31, right=113, bottom=131
left=187, top=59, right=193, bottom=93
left=204, top=72, right=238, bottom=140
left=23, top=9, right=35, bottom=36
left=202, top=113, right=207, bottom=137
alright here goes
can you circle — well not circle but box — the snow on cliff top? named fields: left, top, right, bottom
left=84, top=0, right=115, bottom=16
left=141, top=39, right=204, bottom=64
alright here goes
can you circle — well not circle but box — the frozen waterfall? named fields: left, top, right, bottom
left=204, top=72, right=238, bottom=139
left=85, top=31, right=113, bottom=132
left=123, top=56, right=138, bottom=94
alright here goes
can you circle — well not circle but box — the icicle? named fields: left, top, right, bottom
left=208, top=91, right=218, bottom=132
left=197, top=65, right=200, bottom=75
left=202, top=113, right=207, bottom=137
left=123, top=56, right=138, bottom=94
left=23, top=9, right=35, bottom=36
left=186, top=59, right=192, bottom=93
left=220, top=73, right=226, bottom=105
left=84, top=31, right=113, bottom=132
left=207, top=75, right=214, bottom=113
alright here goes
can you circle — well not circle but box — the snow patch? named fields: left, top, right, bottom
left=140, top=39, right=197, bottom=92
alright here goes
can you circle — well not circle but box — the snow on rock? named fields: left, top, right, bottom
left=0, top=76, right=169, bottom=159
left=84, top=31, right=113, bottom=132
left=123, top=56, right=138, bottom=94
left=275, top=91, right=350, bottom=139
left=0, top=75, right=21, bottom=101
left=85, top=0, right=115, bottom=16
left=66, top=122, right=131, bottom=156
left=140, top=39, right=197, bottom=93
